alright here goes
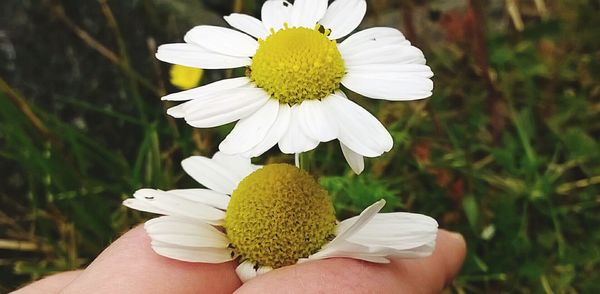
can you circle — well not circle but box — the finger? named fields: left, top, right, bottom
left=391, top=229, right=467, bottom=293
left=12, top=270, right=83, bottom=294
left=61, top=225, right=241, bottom=294
left=236, top=229, right=466, bottom=294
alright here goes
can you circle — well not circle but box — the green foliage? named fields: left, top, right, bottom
left=1, top=0, right=599, bottom=292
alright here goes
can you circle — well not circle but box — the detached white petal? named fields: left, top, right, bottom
left=320, top=0, right=367, bottom=39
left=156, top=43, right=250, bottom=69
left=261, top=0, right=293, bottom=32
left=161, top=77, right=250, bottom=101
left=290, top=0, right=328, bottom=28
left=224, top=13, right=269, bottom=39
left=340, top=142, right=364, bottom=174
left=184, top=25, right=258, bottom=57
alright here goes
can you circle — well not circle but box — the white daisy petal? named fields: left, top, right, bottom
left=166, top=85, right=258, bottom=119
left=219, top=99, right=280, bottom=154
left=132, top=189, right=225, bottom=224
left=145, top=216, right=229, bottom=248
left=243, top=103, right=292, bottom=157
left=161, top=77, right=250, bottom=101
left=236, top=260, right=258, bottom=283
left=156, top=43, right=250, bottom=69
left=211, top=152, right=258, bottom=180
left=122, top=198, right=169, bottom=215
left=184, top=25, right=259, bottom=57
left=224, top=13, right=269, bottom=39
left=310, top=201, right=438, bottom=261
left=344, top=64, right=434, bottom=100
left=338, top=27, right=410, bottom=56
left=329, top=199, right=386, bottom=247
left=340, top=142, right=365, bottom=174
left=256, top=265, right=273, bottom=276
left=261, top=0, right=293, bottom=32
left=278, top=105, right=319, bottom=154
left=167, top=189, right=230, bottom=210
left=182, top=88, right=270, bottom=128
left=320, top=0, right=367, bottom=39
left=341, top=213, right=438, bottom=248
left=297, top=99, right=338, bottom=142
left=290, top=0, right=328, bottom=28
left=151, top=240, right=234, bottom=263
left=342, top=72, right=433, bottom=100
left=304, top=243, right=391, bottom=263
left=181, top=156, right=241, bottom=195
left=342, top=44, right=426, bottom=67
left=307, top=200, right=385, bottom=260
left=346, top=63, right=433, bottom=77
left=326, top=92, right=393, bottom=157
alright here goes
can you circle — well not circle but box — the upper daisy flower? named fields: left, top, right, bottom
left=157, top=0, right=434, bottom=174
left=123, top=153, right=438, bottom=282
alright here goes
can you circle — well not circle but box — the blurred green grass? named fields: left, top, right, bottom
left=1, top=0, right=599, bottom=292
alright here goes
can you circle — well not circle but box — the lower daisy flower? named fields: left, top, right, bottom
left=123, top=153, right=438, bottom=282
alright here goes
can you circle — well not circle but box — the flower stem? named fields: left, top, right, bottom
left=295, top=153, right=309, bottom=171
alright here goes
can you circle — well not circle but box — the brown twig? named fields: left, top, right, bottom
left=47, top=0, right=160, bottom=97
left=0, top=77, right=59, bottom=144
left=49, top=2, right=119, bottom=63
left=97, top=0, right=149, bottom=122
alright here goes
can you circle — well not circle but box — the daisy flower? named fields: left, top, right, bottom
left=123, top=153, right=438, bottom=282
left=156, top=0, right=433, bottom=174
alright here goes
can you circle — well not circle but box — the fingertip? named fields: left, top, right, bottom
left=436, top=230, right=467, bottom=283
left=356, top=229, right=467, bottom=293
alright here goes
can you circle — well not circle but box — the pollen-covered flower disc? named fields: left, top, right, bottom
left=122, top=153, right=439, bottom=283
left=156, top=0, right=434, bottom=174
left=225, top=164, right=336, bottom=268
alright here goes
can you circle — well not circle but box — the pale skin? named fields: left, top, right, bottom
left=14, top=226, right=466, bottom=294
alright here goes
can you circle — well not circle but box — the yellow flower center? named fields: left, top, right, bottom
left=249, top=25, right=346, bottom=105
left=224, top=164, right=336, bottom=269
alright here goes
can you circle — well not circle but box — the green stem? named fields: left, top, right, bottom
left=295, top=153, right=309, bottom=172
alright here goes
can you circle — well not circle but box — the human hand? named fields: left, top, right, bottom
left=14, top=226, right=466, bottom=294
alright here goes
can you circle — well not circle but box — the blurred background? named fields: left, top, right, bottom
left=1, top=0, right=599, bottom=292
